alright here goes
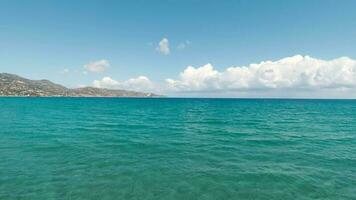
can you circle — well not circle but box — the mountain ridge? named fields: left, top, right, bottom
left=0, top=73, right=160, bottom=97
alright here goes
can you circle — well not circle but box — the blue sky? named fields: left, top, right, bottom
left=1, top=0, right=356, bottom=97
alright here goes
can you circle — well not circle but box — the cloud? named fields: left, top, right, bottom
left=84, top=59, right=110, bottom=73
left=89, top=55, right=356, bottom=98
left=156, top=38, right=170, bottom=55
left=165, top=55, right=356, bottom=97
left=93, top=76, right=155, bottom=92
left=177, top=40, right=191, bottom=50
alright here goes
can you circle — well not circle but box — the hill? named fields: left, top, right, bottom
left=0, top=73, right=159, bottom=97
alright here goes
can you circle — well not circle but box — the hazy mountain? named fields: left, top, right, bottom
left=0, top=73, right=160, bottom=97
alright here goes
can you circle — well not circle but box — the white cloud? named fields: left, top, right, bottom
left=93, top=76, right=155, bottom=92
left=156, top=38, right=170, bottom=55
left=84, top=59, right=110, bottom=73
left=93, top=77, right=119, bottom=88
left=89, top=55, right=356, bottom=98
left=165, top=55, right=356, bottom=97
left=177, top=40, right=191, bottom=50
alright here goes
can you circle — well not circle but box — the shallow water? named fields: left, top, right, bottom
left=0, top=98, right=355, bottom=199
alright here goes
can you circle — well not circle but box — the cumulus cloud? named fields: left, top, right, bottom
left=84, top=59, right=110, bottom=73
left=156, top=38, right=170, bottom=55
left=89, top=55, right=356, bottom=98
left=165, top=55, right=356, bottom=97
left=93, top=76, right=155, bottom=92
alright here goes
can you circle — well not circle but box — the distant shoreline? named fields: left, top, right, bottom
left=0, top=95, right=164, bottom=98
left=0, top=73, right=161, bottom=98
left=0, top=96, right=355, bottom=100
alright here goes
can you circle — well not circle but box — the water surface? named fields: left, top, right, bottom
left=0, top=98, right=355, bottom=199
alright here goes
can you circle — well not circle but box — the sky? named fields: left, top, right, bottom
left=0, top=0, right=356, bottom=98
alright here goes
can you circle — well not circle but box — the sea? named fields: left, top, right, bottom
left=0, top=98, right=355, bottom=200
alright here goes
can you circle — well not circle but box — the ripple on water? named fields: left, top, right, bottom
left=0, top=98, right=355, bottom=199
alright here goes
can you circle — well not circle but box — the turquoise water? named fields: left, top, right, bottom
left=0, top=98, right=355, bottom=200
